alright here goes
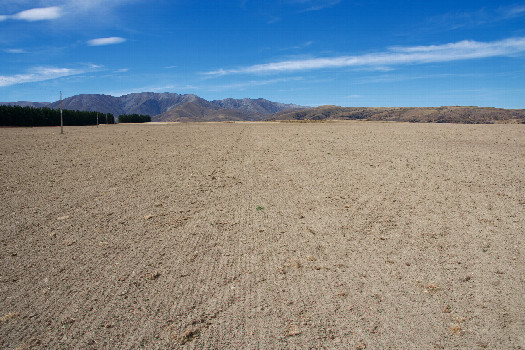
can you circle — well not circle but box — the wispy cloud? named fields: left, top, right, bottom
left=4, top=48, right=26, bottom=54
left=286, top=0, right=341, bottom=12
left=115, top=68, right=129, bottom=73
left=87, top=37, right=126, bottom=46
left=280, top=41, right=313, bottom=51
left=354, top=72, right=483, bottom=85
left=62, top=0, right=142, bottom=12
left=0, top=6, right=62, bottom=21
left=293, top=41, right=313, bottom=49
left=2, top=0, right=140, bottom=12
left=260, top=41, right=314, bottom=53
left=355, top=70, right=525, bottom=85
left=0, top=66, right=84, bottom=87
left=204, top=37, right=525, bottom=76
left=303, top=0, right=341, bottom=12
left=0, top=0, right=143, bottom=24
left=206, top=77, right=303, bottom=91
left=505, top=4, right=525, bottom=18
left=427, top=4, right=525, bottom=31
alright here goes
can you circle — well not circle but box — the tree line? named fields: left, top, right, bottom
left=118, top=114, right=151, bottom=123
left=0, top=105, right=115, bottom=126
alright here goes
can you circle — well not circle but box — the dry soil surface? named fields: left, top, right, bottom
left=1, top=122, right=524, bottom=349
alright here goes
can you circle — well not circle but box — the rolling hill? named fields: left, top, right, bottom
left=271, top=105, right=525, bottom=124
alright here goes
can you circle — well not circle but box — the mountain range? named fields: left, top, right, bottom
left=0, top=92, right=304, bottom=122
left=2, top=93, right=525, bottom=123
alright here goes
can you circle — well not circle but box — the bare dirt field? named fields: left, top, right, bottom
left=1, top=121, right=524, bottom=349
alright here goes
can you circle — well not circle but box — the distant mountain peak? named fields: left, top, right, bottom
left=2, top=92, right=306, bottom=122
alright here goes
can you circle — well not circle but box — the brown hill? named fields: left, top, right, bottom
left=271, top=106, right=525, bottom=124
left=153, top=102, right=249, bottom=122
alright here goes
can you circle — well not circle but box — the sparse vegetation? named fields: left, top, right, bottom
left=271, top=105, right=525, bottom=124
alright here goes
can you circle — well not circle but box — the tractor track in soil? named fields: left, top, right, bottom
left=1, top=121, right=524, bottom=349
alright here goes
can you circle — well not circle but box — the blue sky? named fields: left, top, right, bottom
left=1, top=0, right=525, bottom=108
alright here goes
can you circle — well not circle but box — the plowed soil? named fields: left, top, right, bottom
left=1, top=121, right=524, bottom=349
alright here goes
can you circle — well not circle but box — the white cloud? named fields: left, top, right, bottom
left=0, top=0, right=142, bottom=24
left=87, top=37, right=126, bottom=46
left=0, top=66, right=84, bottom=87
left=115, top=68, right=129, bottom=73
left=0, top=6, right=62, bottom=21
left=204, top=37, right=525, bottom=76
left=1, top=0, right=139, bottom=12
left=5, top=48, right=26, bottom=54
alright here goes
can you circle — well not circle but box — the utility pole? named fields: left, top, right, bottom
left=60, top=91, right=63, bottom=134
left=97, top=112, right=99, bottom=127
left=105, top=113, right=108, bottom=125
